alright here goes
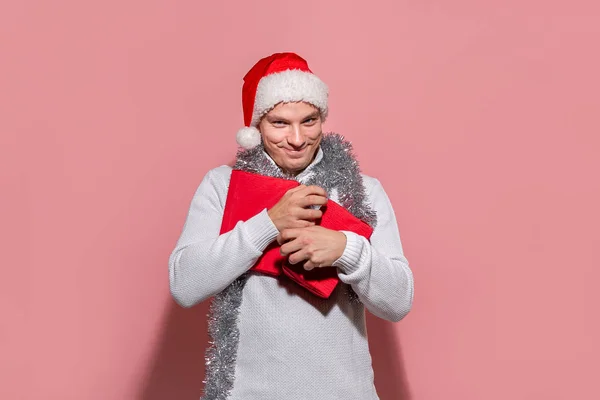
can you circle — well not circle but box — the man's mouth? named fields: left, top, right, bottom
left=284, top=147, right=307, bottom=155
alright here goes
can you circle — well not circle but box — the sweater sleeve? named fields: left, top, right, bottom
left=168, top=166, right=280, bottom=308
left=333, top=178, right=414, bottom=322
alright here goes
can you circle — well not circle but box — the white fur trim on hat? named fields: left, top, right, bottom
left=236, top=126, right=262, bottom=149
left=251, top=69, right=329, bottom=127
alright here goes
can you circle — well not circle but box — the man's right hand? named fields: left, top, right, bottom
left=267, top=185, right=328, bottom=232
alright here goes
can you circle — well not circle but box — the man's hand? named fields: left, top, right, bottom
left=278, top=226, right=347, bottom=270
left=268, top=185, right=328, bottom=232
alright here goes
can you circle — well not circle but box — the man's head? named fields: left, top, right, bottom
left=258, top=101, right=323, bottom=175
left=236, top=53, right=329, bottom=174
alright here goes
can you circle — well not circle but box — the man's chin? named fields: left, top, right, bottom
left=281, top=160, right=310, bottom=175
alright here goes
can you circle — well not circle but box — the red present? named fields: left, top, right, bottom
left=220, top=170, right=373, bottom=298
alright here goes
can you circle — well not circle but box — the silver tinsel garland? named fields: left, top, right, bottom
left=201, top=277, right=247, bottom=400
left=200, top=132, right=377, bottom=399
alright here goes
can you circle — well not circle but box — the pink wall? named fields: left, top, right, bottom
left=2, top=1, right=599, bottom=399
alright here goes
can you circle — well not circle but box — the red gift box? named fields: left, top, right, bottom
left=220, top=170, right=373, bottom=298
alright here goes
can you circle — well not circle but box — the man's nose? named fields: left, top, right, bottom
left=288, top=124, right=306, bottom=148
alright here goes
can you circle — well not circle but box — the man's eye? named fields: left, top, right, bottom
left=273, top=121, right=286, bottom=125
left=303, top=118, right=316, bottom=124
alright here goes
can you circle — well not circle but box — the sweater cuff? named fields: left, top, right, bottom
left=333, top=231, right=363, bottom=275
left=242, top=208, right=280, bottom=252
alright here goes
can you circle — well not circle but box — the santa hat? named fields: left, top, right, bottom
left=236, top=52, right=329, bottom=149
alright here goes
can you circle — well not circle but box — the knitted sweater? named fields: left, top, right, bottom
left=168, top=148, right=414, bottom=400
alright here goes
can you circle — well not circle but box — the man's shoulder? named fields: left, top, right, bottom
left=360, top=173, right=382, bottom=195
left=197, top=165, right=233, bottom=189
left=206, top=164, right=233, bottom=178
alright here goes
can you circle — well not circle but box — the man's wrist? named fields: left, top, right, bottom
left=332, top=231, right=363, bottom=274
left=244, top=208, right=280, bottom=251
left=335, top=230, right=347, bottom=261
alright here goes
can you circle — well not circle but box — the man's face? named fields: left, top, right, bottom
left=258, top=101, right=323, bottom=176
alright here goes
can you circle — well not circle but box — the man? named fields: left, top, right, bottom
left=169, top=52, right=414, bottom=400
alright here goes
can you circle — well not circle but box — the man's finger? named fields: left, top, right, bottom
left=280, top=238, right=303, bottom=256
left=296, top=208, right=323, bottom=221
left=287, top=184, right=307, bottom=194
left=288, top=248, right=309, bottom=265
left=291, top=220, right=315, bottom=229
left=298, top=195, right=328, bottom=208
left=281, top=228, right=302, bottom=242
left=303, top=260, right=318, bottom=270
left=297, top=185, right=327, bottom=198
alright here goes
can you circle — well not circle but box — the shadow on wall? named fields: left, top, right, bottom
left=367, top=312, right=412, bottom=400
left=139, top=301, right=411, bottom=400
left=139, top=301, right=209, bottom=400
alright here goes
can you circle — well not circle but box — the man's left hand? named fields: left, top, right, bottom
left=278, top=226, right=347, bottom=270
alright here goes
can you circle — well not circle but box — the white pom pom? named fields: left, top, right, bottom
left=236, top=126, right=261, bottom=149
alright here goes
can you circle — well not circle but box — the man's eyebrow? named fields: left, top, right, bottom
left=303, top=112, right=320, bottom=119
left=266, top=111, right=320, bottom=121
left=266, top=114, right=288, bottom=121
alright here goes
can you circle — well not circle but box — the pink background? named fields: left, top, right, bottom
left=2, top=1, right=599, bottom=399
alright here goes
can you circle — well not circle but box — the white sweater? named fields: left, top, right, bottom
left=169, top=149, right=414, bottom=399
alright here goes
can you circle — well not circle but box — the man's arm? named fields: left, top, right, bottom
left=168, top=166, right=279, bottom=308
left=333, top=178, right=414, bottom=322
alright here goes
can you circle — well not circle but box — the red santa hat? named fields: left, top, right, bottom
left=236, top=52, right=329, bottom=149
